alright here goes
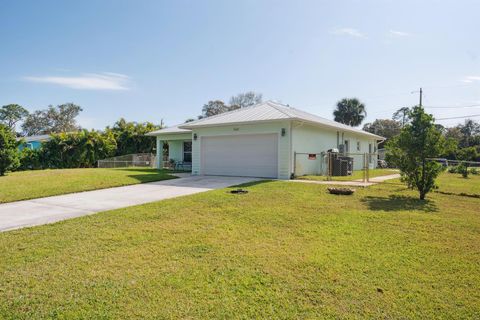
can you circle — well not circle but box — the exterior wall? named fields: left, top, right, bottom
left=18, top=140, right=43, bottom=151
left=155, top=133, right=192, bottom=168
left=191, top=121, right=291, bottom=179
left=292, top=122, right=378, bottom=176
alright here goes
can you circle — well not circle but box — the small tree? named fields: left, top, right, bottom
left=386, top=106, right=449, bottom=200
left=0, top=124, right=20, bottom=175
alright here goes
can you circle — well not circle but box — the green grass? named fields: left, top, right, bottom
left=0, top=173, right=479, bottom=318
left=0, top=168, right=177, bottom=203
left=298, top=168, right=398, bottom=181
left=434, top=172, right=480, bottom=197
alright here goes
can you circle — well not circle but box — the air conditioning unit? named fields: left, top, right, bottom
left=338, top=144, right=345, bottom=154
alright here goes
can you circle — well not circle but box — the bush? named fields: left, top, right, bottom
left=448, top=166, right=458, bottom=174
left=18, top=148, right=45, bottom=170
left=457, top=162, right=469, bottom=178
left=470, top=167, right=479, bottom=175
left=42, top=130, right=117, bottom=168
left=0, top=124, right=20, bottom=175
left=18, top=130, right=117, bottom=170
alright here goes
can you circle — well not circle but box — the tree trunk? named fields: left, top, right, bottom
left=419, top=190, right=426, bottom=200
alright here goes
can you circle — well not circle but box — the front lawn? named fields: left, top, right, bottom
left=0, top=174, right=479, bottom=318
left=298, top=168, right=398, bottom=181
left=0, top=168, right=177, bottom=203
left=434, top=172, right=480, bottom=197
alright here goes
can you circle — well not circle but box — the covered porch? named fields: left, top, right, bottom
left=157, top=134, right=192, bottom=171
left=147, top=126, right=193, bottom=171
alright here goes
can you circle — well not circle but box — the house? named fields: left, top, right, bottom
left=17, top=134, right=51, bottom=151
left=147, top=101, right=384, bottom=179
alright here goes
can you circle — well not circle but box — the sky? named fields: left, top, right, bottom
left=1, top=0, right=479, bottom=131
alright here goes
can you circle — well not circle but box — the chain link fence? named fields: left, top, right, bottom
left=294, top=151, right=379, bottom=182
left=97, top=153, right=156, bottom=168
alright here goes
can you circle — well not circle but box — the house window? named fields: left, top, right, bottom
left=344, top=140, right=350, bottom=153
left=357, top=141, right=361, bottom=152
left=183, top=141, right=192, bottom=163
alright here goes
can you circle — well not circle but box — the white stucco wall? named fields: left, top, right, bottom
left=191, top=121, right=291, bottom=179
left=291, top=122, right=378, bottom=176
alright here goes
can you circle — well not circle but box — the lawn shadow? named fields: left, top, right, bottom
left=434, top=190, right=480, bottom=199
left=229, top=179, right=274, bottom=188
left=361, top=195, right=438, bottom=213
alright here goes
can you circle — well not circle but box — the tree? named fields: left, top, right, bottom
left=363, top=119, right=401, bottom=140
left=0, top=124, right=20, bottom=175
left=457, top=146, right=478, bottom=162
left=229, top=91, right=262, bottom=109
left=333, top=98, right=367, bottom=127
left=392, top=107, right=410, bottom=127
left=458, top=119, right=480, bottom=147
left=106, top=118, right=162, bottom=156
left=200, top=100, right=229, bottom=118
left=22, top=103, right=82, bottom=136
left=386, top=106, right=449, bottom=200
left=0, top=104, right=29, bottom=131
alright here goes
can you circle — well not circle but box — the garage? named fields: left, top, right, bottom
left=200, top=134, right=278, bottom=178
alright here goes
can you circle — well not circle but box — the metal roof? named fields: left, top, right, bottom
left=16, top=134, right=51, bottom=142
left=145, top=124, right=192, bottom=136
left=178, top=101, right=384, bottom=140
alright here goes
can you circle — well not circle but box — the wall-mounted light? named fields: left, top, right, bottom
left=193, top=133, right=198, bottom=140
left=281, top=128, right=286, bottom=137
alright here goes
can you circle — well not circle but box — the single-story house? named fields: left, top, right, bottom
left=17, top=134, right=51, bottom=151
left=147, top=101, right=384, bottom=179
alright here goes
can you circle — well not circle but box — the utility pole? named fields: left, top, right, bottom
left=419, top=87, right=423, bottom=107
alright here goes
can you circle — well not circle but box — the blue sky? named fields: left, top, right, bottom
left=1, top=0, right=479, bottom=130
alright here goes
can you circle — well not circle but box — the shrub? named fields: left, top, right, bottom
left=42, top=130, right=117, bottom=168
left=457, top=162, right=469, bottom=178
left=0, top=124, right=20, bottom=175
left=18, top=130, right=117, bottom=170
left=18, top=148, right=45, bottom=170
left=470, top=167, right=479, bottom=175
left=448, top=166, right=458, bottom=174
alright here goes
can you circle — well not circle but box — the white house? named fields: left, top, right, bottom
left=147, top=101, right=384, bottom=179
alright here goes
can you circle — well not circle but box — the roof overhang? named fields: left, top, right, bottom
left=180, top=118, right=385, bottom=140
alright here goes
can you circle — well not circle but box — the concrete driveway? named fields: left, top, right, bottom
left=0, top=175, right=258, bottom=232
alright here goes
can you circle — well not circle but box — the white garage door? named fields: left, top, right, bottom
left=201, top=134, right=278, bottom=178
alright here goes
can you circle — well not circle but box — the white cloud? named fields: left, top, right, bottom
left=389, top=30, right=411, bottom=37
left=331, top=28, right=366, bottom=38
left=24, top=72, right=131, bottom=90
left=461, top=76, right=480, bottom=83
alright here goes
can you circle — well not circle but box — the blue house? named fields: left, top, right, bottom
left=17, top=134, right=51, bottom=151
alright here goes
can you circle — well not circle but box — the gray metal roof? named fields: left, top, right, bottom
left=179, top=101, right=384, bottom=140
left=145, top=124, right=192, bottom=136
left=16, top=134, right=51, bottom=142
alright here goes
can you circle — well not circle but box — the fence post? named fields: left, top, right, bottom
left=293, top=151, right=296, bottom=178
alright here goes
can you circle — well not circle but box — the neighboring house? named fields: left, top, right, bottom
left=17, top=134, right=51, bottom=151
left=147, top=101, right=384, bottom=179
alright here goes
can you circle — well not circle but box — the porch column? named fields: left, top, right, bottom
left=156, top=138, right=162, bottom=169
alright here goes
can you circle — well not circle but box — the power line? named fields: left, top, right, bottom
left=424, top=104, right=480, bottom=109
left=436, top=114, right=480, bottom=120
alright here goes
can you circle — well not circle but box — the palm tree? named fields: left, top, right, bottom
left=333, top=98, right=367, bottom=127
